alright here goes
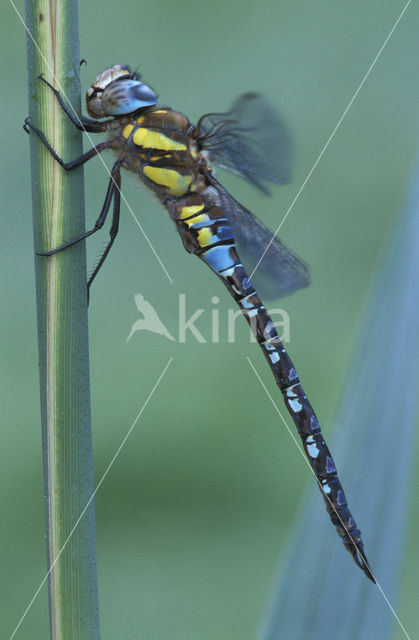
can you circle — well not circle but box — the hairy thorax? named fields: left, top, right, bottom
left=110, top=106, right=208, bottom=198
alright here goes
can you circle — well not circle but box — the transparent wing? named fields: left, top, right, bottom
left=197, top=93, right=292, bottom=195
left=213, top=180, right=309, bottom=299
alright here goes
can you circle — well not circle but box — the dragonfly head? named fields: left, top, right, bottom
left=86, top=64, right=158, bottom=119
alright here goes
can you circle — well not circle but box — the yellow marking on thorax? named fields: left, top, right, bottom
left=136, top=115, right=145, bottom=124
left=133, top=127, right=187, bottom=151
left=122, top=124, right=134, bottom=139
left=143, top=166, right=193, bottom=196
left=178, top=204, right=205, bottom=219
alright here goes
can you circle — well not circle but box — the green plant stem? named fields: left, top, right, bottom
left=25, top=1, right=100, bottom=638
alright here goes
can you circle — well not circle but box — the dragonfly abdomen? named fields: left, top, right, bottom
left=168, top=191, right=236, bottom=256
left=168, top=188, right=373, bottom=580
left=237, top=285, right=372, bottom=577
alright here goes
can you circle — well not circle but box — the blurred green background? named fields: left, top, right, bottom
left=1, top=1, right=418, bottom=638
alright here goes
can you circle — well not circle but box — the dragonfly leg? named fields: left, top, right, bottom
left=87, top=162, right=122, bottom=295
left=37, top=160, right=122, bottom=258
left=24, top=117, right=113, bottom=170
left=37, top=73, right=110, bottom=133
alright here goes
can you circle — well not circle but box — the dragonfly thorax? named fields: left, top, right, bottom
left=118, top=107, right=208, bottom=197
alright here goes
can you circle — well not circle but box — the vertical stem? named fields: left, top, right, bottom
left=25, top=1, right=100, bottom=638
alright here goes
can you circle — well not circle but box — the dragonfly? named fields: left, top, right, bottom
left=25, top=64, right=374, bottom=582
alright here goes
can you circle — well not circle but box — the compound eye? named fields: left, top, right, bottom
left=101, top=79, right=157, bottom=115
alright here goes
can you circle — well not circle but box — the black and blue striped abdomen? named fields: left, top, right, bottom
left=167, top=187, right=372, bottom=580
